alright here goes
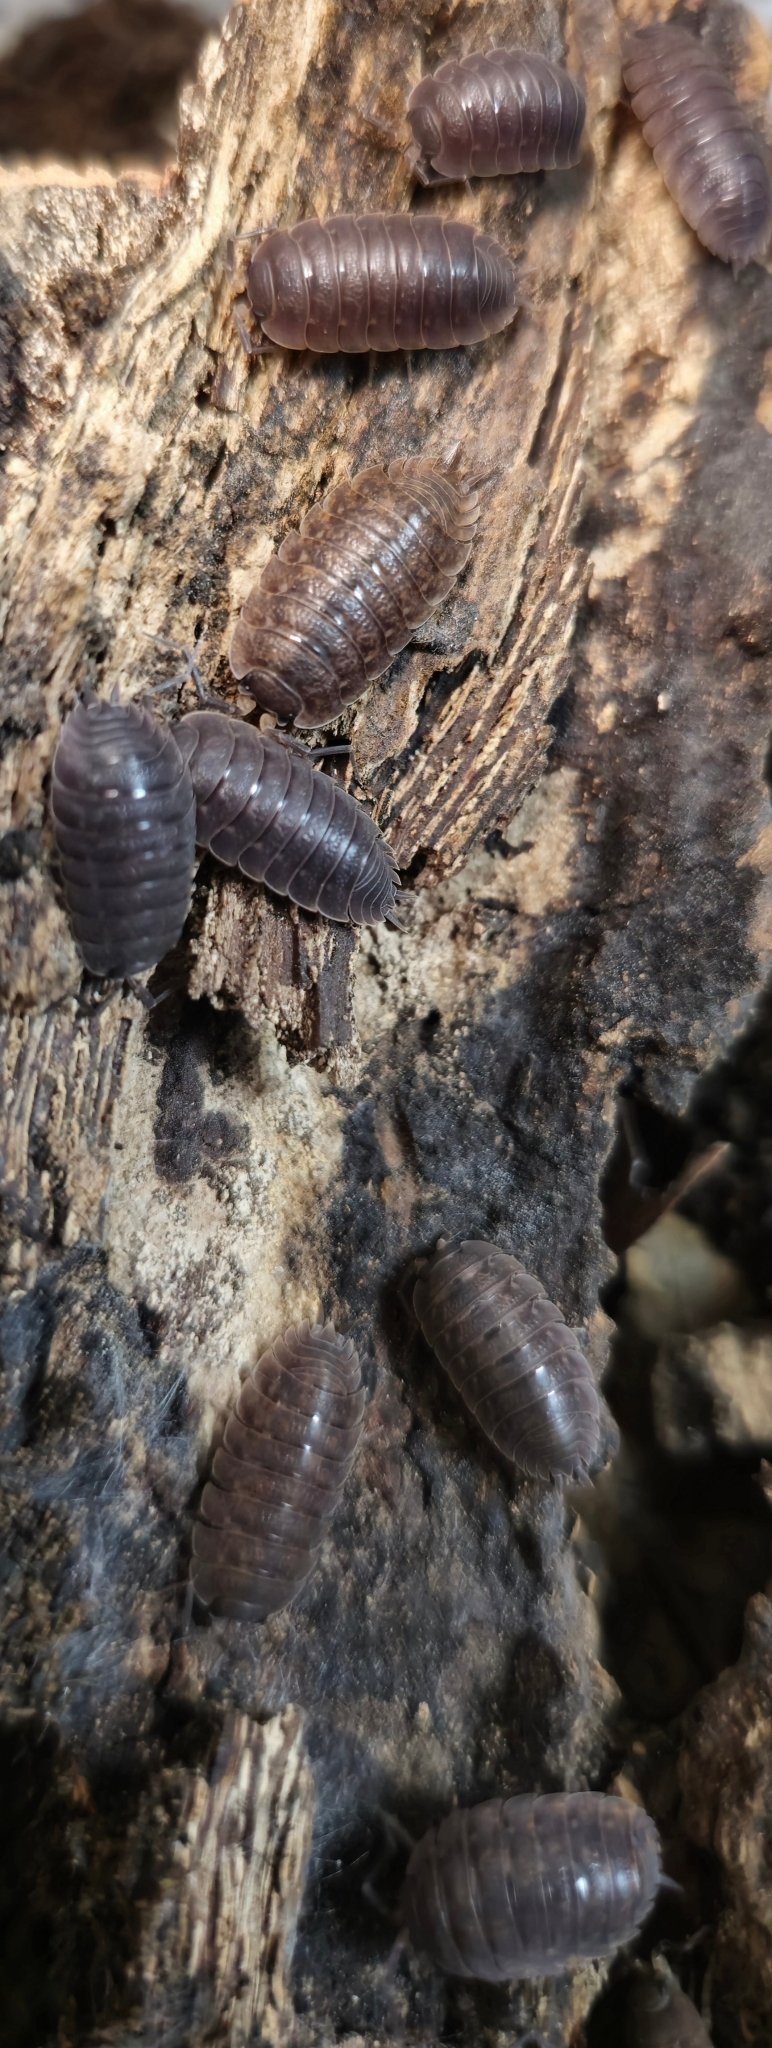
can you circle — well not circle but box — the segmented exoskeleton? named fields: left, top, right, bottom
left=191, top=1322, right=365, bottom=1621
left=177, top=711, right=399, bottom=925
left=407, top=47, right=586, bottom=184
left=622, top=22, right=771, bottom=266
left=229, top=459, right=482, bottom=727
left=50, top=694, right=195, bottom=979
left=401, top=1792, right=662, bottom=1981
left=246, top=213, right=517, bottom=350
left=413, top=1238, right=601, bottom=1480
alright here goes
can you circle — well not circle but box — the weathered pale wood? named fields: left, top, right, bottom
left=2, top=2, right=772, bottom=2046
left=124, top=1709, right=313, bottom=2047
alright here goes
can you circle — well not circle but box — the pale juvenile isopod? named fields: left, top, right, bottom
left=50, top=694, right=195, bottom=979
left=229, top=459, right=482, bottom=727
left=412, top=1238, right=601, bottom=1480
left=401, top=1792, right=662, bottom=1981
left=245, top=213, right=517, bottom=350
left=176, top=710, right=399, bottom=925
left=191, top=1322, right=365, bottom=1621
left=625, top=1964, right=713, bottom=2047
left=406, top=47, right=586, bottom=185
left=622, top=22, right=771, bottom=267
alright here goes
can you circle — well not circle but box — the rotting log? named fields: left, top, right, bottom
left=2, top=1, right=772, bottom=2046
left=120, top=1708, right=314, bottom=2047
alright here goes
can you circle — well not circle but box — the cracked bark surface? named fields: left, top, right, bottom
left=1, top=1, right=772, bottom=2044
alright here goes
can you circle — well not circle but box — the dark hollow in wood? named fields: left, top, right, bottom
left=177, top=710, right=400, bottom=923
left=229, top=459, right=482, bottom=727
left=401, top=1791, right=662, bottom=1981
left=49, top=694, right=195, bottom=979
left=245, top=213, right=518, bottom=350
left=622, top=23, right=771, bottom=267
left=413, top=1237, right=601, bottom=1481
left=191, top=1321, right=365, bottom=1620
left=407, top=47, right=586, bottom=185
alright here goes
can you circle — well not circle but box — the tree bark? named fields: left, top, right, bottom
left=1, top=1, right=772, bottom=2044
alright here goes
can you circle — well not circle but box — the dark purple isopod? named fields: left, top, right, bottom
left=625, top=1965, right=713, bottom=2047
left=622, top=23, right=771, bottom=267
left=191, top=1321, right=365, bottom=1621
left=176, top=710, right=399, bottom=926
left=229, top=459, right=481, bottom=727
left=246, top=212, right=517, bottom=350
left=401, top=1792, right=662, bottom=1982
left=412, top=1238, right=601, bottom=1481
left=50, top=694, right=196, bottom=979
left=407, top=47, right=586, bottom=185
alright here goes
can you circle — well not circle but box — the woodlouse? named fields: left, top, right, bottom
left=246, top=213, right=518, bottom=350
left=406, top=47, right=586, bottom=185
left=625, top=1965, right=712, bottom=2047
left=191, top=1321, right=365, bottom=1621
left=50, top=693, right=196, bottom=979
left=401, top=1792, right=662, bottom=1982
left=229, top=459, right=482, bottom=727
left=176, top=710, right=399, bottom=925
left=412, top=1238, right=601, bottom=1481
left=622, top=23, right=771, bottom=267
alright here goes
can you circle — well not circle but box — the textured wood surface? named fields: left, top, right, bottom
left=2, top=1, right=772, bottom=2045
left=128, top=1708, right=313, bottom=2046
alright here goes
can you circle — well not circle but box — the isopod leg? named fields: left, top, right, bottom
left=355, top=93, right=404, bottom=152
left=405, top=142, right=451, bottom=188
left=232, top=298, right=284, bottom=360
left=76, top=974, right=121, bottom=1015
left=142, top=633, right=227, bottom=711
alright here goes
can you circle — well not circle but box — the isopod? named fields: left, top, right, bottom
left=176, top=710, right=399, bottom=925
left=622, top=22, right=771, bottom=267
left=412, top=1238, right=601, bottom=1481
left=625, top=1963, right=712, bottom=2047
left=407, top=47, right=586, bottom=185
left=246, top=213, right=517, bottom=350
left=50, top=693, right=195, bottom=979
left=401, top=1791, right=662, bottom=1982
left=230, top=459, right=482, bottom=727
left=191, top=1321, right=365, bottom=1621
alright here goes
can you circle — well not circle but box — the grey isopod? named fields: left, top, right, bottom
left=229, top=458, right=482, bottom=727
left=412, top=1238, right=601, bottom=1481
left=625, top=1964, right=713, bottom=2046
left=176, top=710, right=399, bottom=925
left=406, top=47, right=586, bottom=185
left=50, top=693, right=196, bottom=979
left=245, top=212, right=517, bottom=350
left=622, top=22, right=771, bottom=267
left=401, top=1792, right=662, bottom=1981
left=191, top=1322, right=365, bottom=1621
